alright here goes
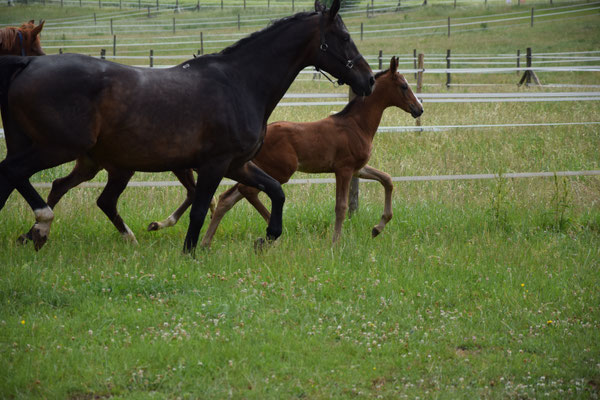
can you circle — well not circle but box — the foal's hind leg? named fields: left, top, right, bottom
left=18, top=156, right=101, bottom=244
left=200, top=185, right=246, bottom=248
left=96, top=169, right=137, bottom=243
left=357, top=165, right=394, bottom=238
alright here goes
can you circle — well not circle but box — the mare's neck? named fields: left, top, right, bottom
left=221, top=15, right=319, bottom=122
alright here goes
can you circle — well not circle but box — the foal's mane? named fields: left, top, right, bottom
left=220, top=11, right=318, bottom=55
left=333, top=68, right=390, bottom=117
left=0, top=27, right=19, bottom=52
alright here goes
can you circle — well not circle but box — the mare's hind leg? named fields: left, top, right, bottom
left=225, top=161, right=285, bottom=248
left=0, top=145, right=79, bottom=250
left=200, top=185, right=245, bottom=248
left=356, top=165, right=394, bottom=238
left=96, top=169, right=137, bottom=243
left=18, top=156, right=101, bottom=244
left=148, top=169, right=199, bottom=231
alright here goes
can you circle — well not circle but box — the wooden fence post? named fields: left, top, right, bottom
left=518, top=47, right=541, bottom=86
left=416, top=53, right=424, bottom=126
left=237, top=14, right=240, bottom=30
left=516, top=49, right=520, bottom=75
left=221, top=0, right=223, bottom=10
left=110, top=18, right=113, bottom=35
left=149, top=49, right=153, bottom=67
left=413, top=49, right=417, bottom=80
left=378, top=50, right=383, bottom=70
left=200, top=32, right=204, bottom=54
left=148, top=6, right=150, bottom=17
left=94, top=12, right=96, bottom=25
left=113, top=35, right=116, bottom=56
left=173, top=18, right=176, bottom=33
left=101, top=49, right=105, bottom=60
left=348, top=91, right=359, bottom=215
left=446, top=49, right=451, bottom=88
left=531, top=7, right=534, bottom=26
left=360, top=22, right=363, bottom=41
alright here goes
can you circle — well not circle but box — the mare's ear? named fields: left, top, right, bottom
left=390, top=56, right=398, bottom=73
left=314, top=0, right=326, bottom=12
left=32, top=20, right=44, bottom=36
left=329, top=0, right=340, bottom=21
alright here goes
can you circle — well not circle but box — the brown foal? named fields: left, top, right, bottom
left=149, top=56, right=423, bottom=246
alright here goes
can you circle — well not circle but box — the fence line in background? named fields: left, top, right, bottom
left=26, top=170, right=600, bottom=189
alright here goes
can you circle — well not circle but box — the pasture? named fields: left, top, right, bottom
left=1, top=0, right=599, bottom=398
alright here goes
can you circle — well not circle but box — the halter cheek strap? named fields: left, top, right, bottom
left=17, top=31, right=26, bottom=56
left=316, top=11, right=361, bottom=72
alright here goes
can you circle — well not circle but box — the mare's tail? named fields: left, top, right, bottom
left=0, top=55, right=30, bottom=99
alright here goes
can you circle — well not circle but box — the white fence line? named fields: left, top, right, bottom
left=2, top=121, right=599, bottom=139
left=26, top=170, right=600, bottom=189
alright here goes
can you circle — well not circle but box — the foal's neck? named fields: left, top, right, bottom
left=344, top=88, right=390, bottom=143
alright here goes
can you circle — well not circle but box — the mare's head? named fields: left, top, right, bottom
left=376, top=56, right=423, bottom=118
left=313, top=0, right=374, bottom=96
left=0, top=20, right=45, bottom=56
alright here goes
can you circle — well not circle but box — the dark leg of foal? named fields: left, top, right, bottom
left=0, top=145, right=78, bottom=250
left=183, top=162, right=229, bottom=254
left=147, top=169, right=196, bottom=231
left=19, top=156, right=101, bottom=244
left=332, top=168, right=353, bottom=244
left=226, top=161, right=285, bottom=244
left=96, top=169, right=137, bottom=243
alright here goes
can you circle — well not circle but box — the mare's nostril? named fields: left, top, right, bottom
left=369, top=76, right=375, bottom=86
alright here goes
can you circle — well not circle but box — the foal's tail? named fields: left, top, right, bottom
left=0, top=55, right=30, bottom=99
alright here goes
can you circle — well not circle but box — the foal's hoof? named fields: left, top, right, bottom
left=254, top=237, right=268, bottom=253
left=147, top=222, right=160, bottom=231
left=371, top=226, right=382, bottom=238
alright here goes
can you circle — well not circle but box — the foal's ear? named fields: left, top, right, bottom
left=32, top=20, right=45, bottom=36
left=28, top=19, right=35, bottom=25
left=390, top=56, right=398, bottom=73
left=314, top=0, right=326, bottom=12
left=329, top=0, right=341, bottom=20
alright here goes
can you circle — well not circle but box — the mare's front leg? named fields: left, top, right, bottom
left=226, top=161, right=285, bottom=245
left=357, top=165, right=394, bottom=238
left=332, top=169, right=354, bottom=244
left=183, top=161, right=229, bottom=254
left=96, top=168, right=137, bottom=243
left=19, top=156, right=101, bottom=244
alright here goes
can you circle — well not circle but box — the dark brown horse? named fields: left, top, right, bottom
left=149, top=57, right=423, bottom=246
left=0, top=0, right=374, bottom=253
left=0, top=20, right=45, bottom=56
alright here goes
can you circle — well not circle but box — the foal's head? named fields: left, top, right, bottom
left=376, top=56, right=423, bottom=118
left=313, top=0, right=374, bottom=96
left=0, top=20, right=45, bottom=56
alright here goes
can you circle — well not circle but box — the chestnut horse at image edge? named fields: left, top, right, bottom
left=0, top=0, right=374, bottom=253
left=148, top=57, right=423, bottom=245
left=0, top=20, right=45, bottom=56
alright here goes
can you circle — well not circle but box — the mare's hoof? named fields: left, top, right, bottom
left=31, top=229, right=48, bottom=251
left=16, top=232, right=32, bottom=245
left=371, top=227, right=382, bottom=238
left=147, top=222, right=159, bottom=231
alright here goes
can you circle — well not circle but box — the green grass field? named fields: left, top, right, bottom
left=1, top=0, right=599, bottom=398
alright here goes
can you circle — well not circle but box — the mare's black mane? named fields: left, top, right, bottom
left=220, top=11, right=318, bottom=55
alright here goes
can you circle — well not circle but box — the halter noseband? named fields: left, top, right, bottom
left=315, top=11, right=362, bottom=86
left=17, top=31, right=26, bottom=56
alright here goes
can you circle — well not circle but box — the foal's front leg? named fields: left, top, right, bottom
left=332, top=169, right=354, bottom=244
left=357, top=165, right=394, bottom=238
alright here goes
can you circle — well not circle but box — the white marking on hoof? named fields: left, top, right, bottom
left=121, top=224, right=138, bottom=245
left=33, top=207, right=54, bottom=239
